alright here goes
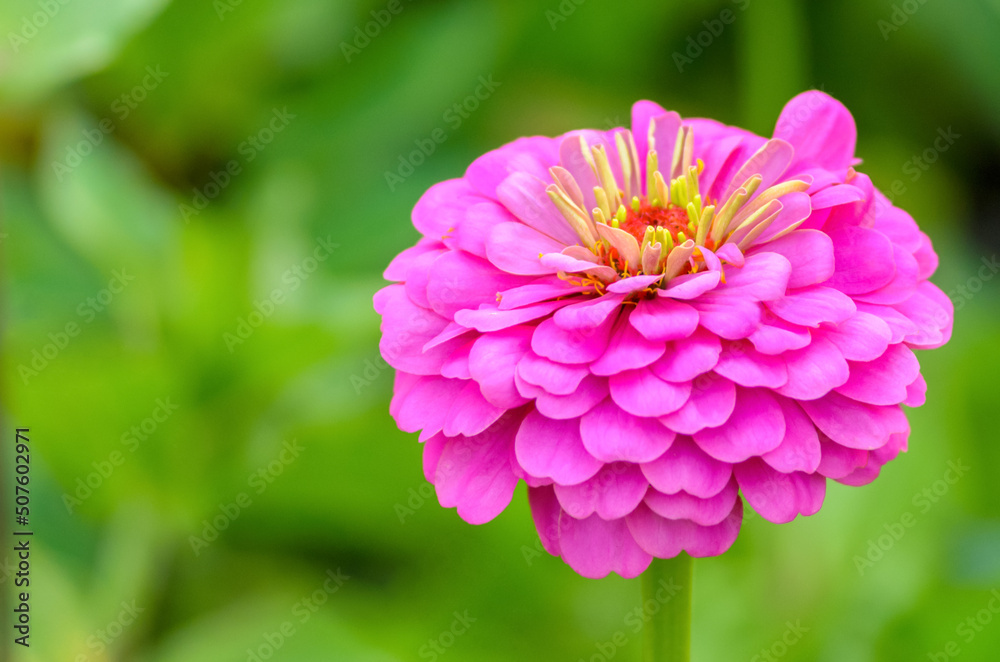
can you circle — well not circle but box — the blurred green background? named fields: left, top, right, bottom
left=2, top=0, right=999, bottom=660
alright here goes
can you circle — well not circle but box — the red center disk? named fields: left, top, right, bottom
left=619, top=200, right=692, bottom=244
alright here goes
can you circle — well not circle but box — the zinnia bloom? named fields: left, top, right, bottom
left=375, top=91, right=953, bottom=578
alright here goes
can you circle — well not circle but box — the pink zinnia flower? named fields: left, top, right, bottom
left=375, top=91, right=953, bottom=579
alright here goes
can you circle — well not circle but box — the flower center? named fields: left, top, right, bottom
left=543, top=124, right=811, bottom=287
left=620, top=198, right=701, bottom=247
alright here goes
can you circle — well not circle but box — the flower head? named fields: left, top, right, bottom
left=375, top=91, right=953, bottom=578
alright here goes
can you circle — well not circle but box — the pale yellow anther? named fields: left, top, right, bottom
left=615, top=132, right=633, bottom=201
left=654, top=170, right=669, bottom=206
left=595, top=187, right=612, bottom=221
left=670, top=126, right=686, bottom=180
left=591, top=145, right=621, bottom=210
left=696, top=205, right=715, bottom=246
left=646, top=150, right=659, bottom=202
left=616, top=204, right=628, bottom=224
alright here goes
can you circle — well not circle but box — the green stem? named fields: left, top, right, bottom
left=641, top=553, right=692, bottom=662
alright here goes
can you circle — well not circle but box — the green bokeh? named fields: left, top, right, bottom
left=2, top=0, right=999, bottom=660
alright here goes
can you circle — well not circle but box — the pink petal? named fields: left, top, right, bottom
left=690, top=296, right=762, bottom=340
left=528, top=485, right=562, bottom=555
left=384, top=239, right=445, bottom=282
left=734, top=458, right=825, bottom=524
left=720, top=139, right=795, bottom=205
left=825, top=226, right=896, bottom=294
left=532, top=313, right=617, bottom=365
left=486, top=222, right=566, bottom=275
left=443, top=380, right=505, bottom=437
left=644, top=478, right=739, bottom=526
left=468, top=327, right=533, bottom=408
left=713, top=340, right=788, bottom=388
left=660, top=374, right=737, bottom=435
left=590, top=321, right=667, bottom=376
left=607, top=274, right=664, bottom=294
left=434, top=414, right=521, bottom=524
left=580, top=398, right=676, bottom=463
left=554, top=463, right=650, bottom=520
left=441, top=339, right=473, bottom=379
left=392, top=375, right=465, bottom=438
left=809, top=184, right=866, bottom=210
left=630, top=298, right=699, bottom=342
left=626, top=500, right=743, bottom=558
left=761, top=398, right=821, bottom=473
left=800, top=392, right=904, bottom=450
left=659, top=271, right=721, bottom=299
left=855, top=303, right=918, bottom=344
left=516, top=351, right=589, bottom=396
left=631, top=101, right=670, bottom=164
left=714, top=252, right=792, bottom=301
left=650, top=329, right=722, bottom=382
left=540, top=252, right=618, bottom=282
left=454, top=299, right=569, bottom=333
left=820, top=311, right=892, bottom=361
left=466, top=136, right=559, bottom=197
left=853, top=245, right=919, bottom=306
left=835, top=343, right=920, bottom=406
left=640, top=436, right=733, bottom=498
left=893, top=285, right=952, bottom=349
left=553, top=294, right=626, bottom=331
left=558, top=512, right=652, bottom=579
left=534, top=375, right=609, bottom=420
left=761, top=229, right=835, bottom=289
left=694, top=387, right=785, bottom=463
left=774, top=337, right=850, bottom=401
left=497, top=171, right=581, bottom=245
left=756, top=192, right=813, bottom=244
left=904, top=373, right=927, bottom=407
left=378, top=285, right=457, bottom=374
left=497, top=279, right=587, bottom=310
left=449, top=201, right=515, bottom=258
left=427, top=251, right=530, bottom=318
left=609, top=368, right=691, bottom=417
left=774, top=91, right=857, bottom=171
left=515, top=409, right=603, bottom=485
left=423, top=433, right=447, bottom=482
left=816, top=434, right=869, bottom=479
left=412, top=178, right=488, bottom=238
left=766, top=286, right=856, bottom=328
